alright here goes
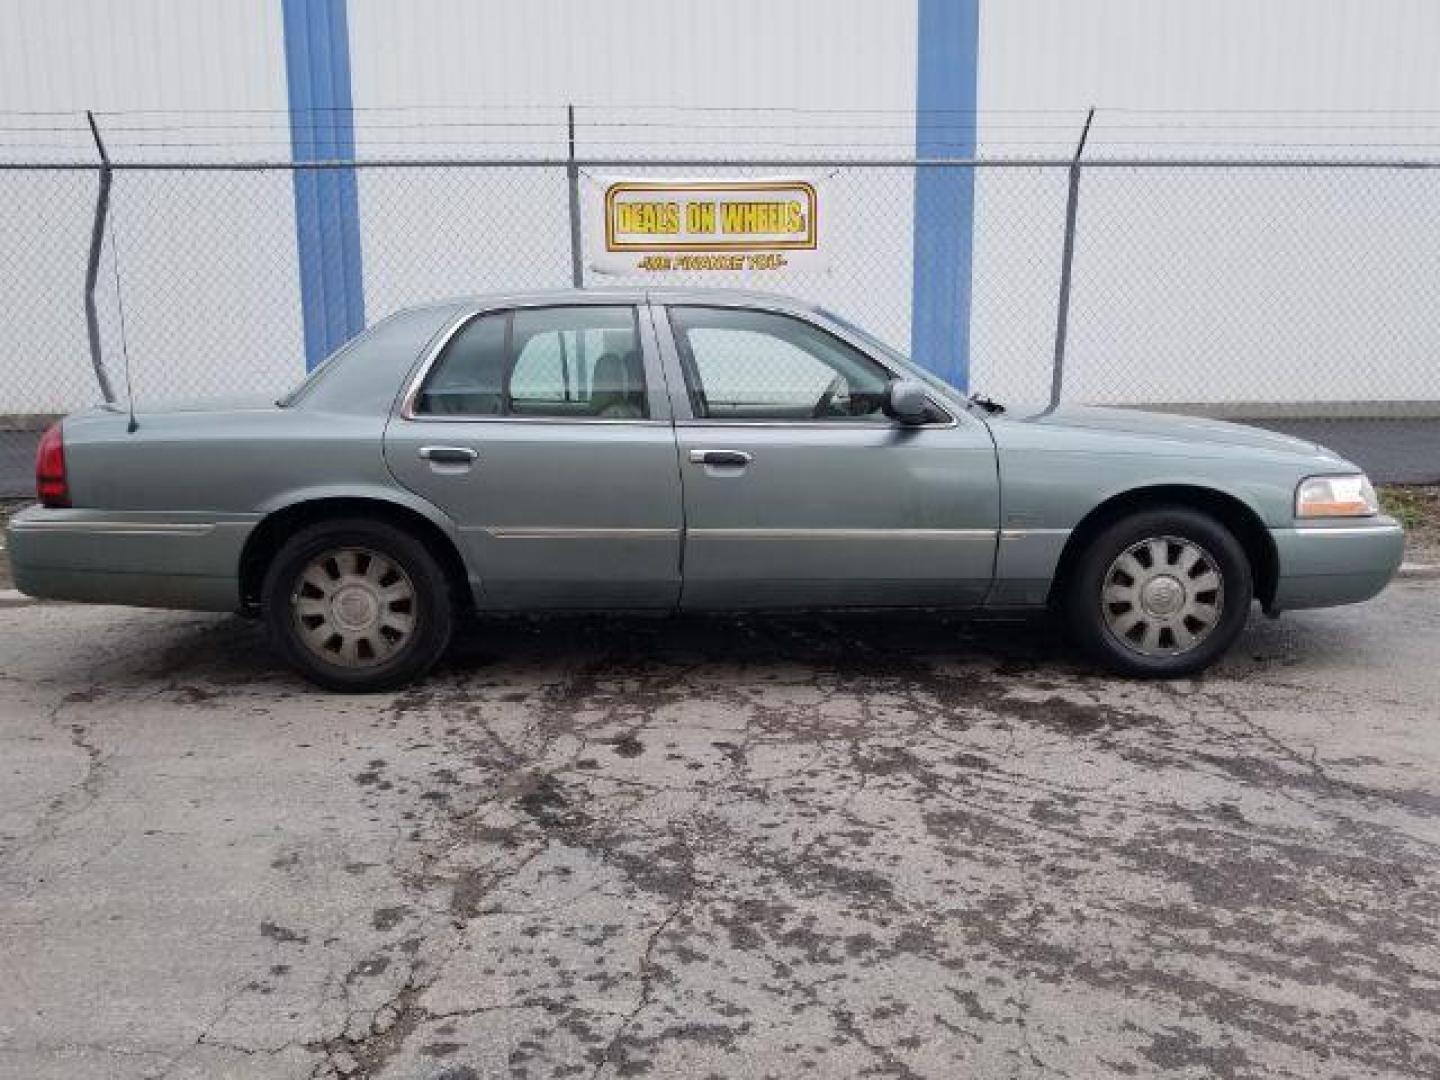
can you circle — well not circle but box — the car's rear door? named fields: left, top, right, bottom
left=385, top=299, right=683, bottom=609
left=655, top=301, right=999, bottom=608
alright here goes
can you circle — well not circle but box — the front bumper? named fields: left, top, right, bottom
left=7, top=507, right=255, bottom=612
left=1267, top=518, right=1405, bottom=613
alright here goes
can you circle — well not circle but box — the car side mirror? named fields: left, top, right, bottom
left=883, top=379, right=935, bottom=426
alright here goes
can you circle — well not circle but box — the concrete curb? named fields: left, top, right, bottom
left=1398, top=562, right=1440, bottom=580
left=0, top=588, right=35, bottom=608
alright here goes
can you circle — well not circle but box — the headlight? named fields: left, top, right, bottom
left=1295, top=474, right=1378, bottom=518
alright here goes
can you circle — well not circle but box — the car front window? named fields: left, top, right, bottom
left=816, top=307, right=961, bottom=400
left=668, top=306, right=891, bottom=422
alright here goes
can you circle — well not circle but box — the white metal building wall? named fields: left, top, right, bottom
left=983, top=1, right=1440, bottom=115
left=349, top=1, right=916, bottom=112
left=0, top=0, right=286, bottom=113
left=345, top=0, right=920, bottom=349
left=0, top=0, right=301, bottom=412
left=973, top=0, right=1440, bottom=407
left=4, top=0, right=1440, bottom=412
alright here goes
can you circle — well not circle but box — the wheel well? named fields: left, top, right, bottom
left=1046, top=485, right=1278, bottom=610
left=238, top=497, right=473, bottom=615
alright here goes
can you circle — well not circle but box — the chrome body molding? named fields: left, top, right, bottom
left=405, top=415, right=669, bottom=427
left=477, top=527, right=998, bottom=542
left=1000, top=527, right=1072, bottom=541
left=9, top=518, right=216, bottom=537
left=398, top=307, right=473, bottom=420
left=480, top=526, right=680, bottom=540
left=673, top=416, right=959, bottom=430
left=687, top=527, right=997, bottom=541
left=1284, top=522, right=1405, bottom=537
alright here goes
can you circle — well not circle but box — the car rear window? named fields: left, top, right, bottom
left=283, top=306, right=459, bottom=414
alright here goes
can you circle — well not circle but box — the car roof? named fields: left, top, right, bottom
left=411, top=286, right=823, bottom=313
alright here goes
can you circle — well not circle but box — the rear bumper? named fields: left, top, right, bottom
left=1268, top=519, right=1405, bottom=613
left=6, top=507, right=255, bottom=612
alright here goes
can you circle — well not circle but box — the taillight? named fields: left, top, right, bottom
left=36, top=422, right=69, bottom=508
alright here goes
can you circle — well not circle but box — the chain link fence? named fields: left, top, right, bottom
left=1065, top=164, right=1440, bottom=411
left=3, top=144, right=1439, bottom=495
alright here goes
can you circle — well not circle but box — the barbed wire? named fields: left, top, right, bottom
left=13, top=104, right=1440, bottom=119
left=8, top=106, right=1440, bottom=163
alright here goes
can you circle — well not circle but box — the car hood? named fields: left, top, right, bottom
left=990, top=403, right=1339, bottom=458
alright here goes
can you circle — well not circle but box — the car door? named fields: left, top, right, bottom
left=655, top=302, right=999, bottom=608
left=384, top=300, right=683, bottom=609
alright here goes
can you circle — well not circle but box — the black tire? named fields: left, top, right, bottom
left=1063, top=506, right=1253, bottom=678
left=261, top=518, right=454, bottom=692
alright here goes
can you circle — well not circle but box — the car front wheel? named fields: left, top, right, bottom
left=261, top=518, right=454, bottom=692
left=1064, top=506, right=1253, bottom=677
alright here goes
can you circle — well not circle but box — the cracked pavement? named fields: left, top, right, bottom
left=2, top=581, right=1438, bottom=1079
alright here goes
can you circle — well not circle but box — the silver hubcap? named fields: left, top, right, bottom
left=291, top=547, right=417, bottom=668
left=1101, top=536, right=1224, bottom=657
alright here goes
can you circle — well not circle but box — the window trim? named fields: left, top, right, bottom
left=662, top=304, right=955, bottom=428
left=398, top=303, right=658, bottom=424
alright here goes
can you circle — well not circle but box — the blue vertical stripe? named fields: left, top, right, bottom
left=910, top=0, right=979, bottom=390
left=283, top=0, right=365, bottom=369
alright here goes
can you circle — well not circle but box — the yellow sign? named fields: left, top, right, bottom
left=585, top=176, right=827, bottom=275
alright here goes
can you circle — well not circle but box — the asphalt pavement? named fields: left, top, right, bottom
left=2, top=583, right=1438, bottom=1079
left=1248, top=418, right=1438, bottom=484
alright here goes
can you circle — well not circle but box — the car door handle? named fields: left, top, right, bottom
left=689, top=449, right=752, bottom=467
left=418, top=446, right=479, bottom=465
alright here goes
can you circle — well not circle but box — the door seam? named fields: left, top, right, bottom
left=644, top=298, right=689, bottom=608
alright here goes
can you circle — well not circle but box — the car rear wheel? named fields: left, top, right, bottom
left=1064, top=506, right=1253, bottom=677
left=261, top=519, right=453, bottom=691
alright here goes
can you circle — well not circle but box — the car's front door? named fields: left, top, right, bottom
left=385, top=301, right=683, bottom=609
left=656, top=303, right=999, bottom=609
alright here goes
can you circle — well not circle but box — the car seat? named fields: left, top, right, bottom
left=590, top=350, right=646, bottom=418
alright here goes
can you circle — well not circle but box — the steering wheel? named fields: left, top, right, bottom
left=813, top=374, right=846, bottom=418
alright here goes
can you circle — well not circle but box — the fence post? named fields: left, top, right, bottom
left=1048, top=107, right=1095, bottom=412
left=83, top=110, right=117, bottom=404
left=566, top=104, right=584, bottom=288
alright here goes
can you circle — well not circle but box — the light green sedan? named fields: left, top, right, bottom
left=8, top=288, right=1404, bottom=691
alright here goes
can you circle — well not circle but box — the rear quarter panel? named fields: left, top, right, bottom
left=66, top=408, right=407, bottom=516
left=33, top=407, right=465, bottom=608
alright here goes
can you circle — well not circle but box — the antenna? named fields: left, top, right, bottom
left=86, top=110, right=138, bottom=433
left=108, top=213, right=138, bottom=434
